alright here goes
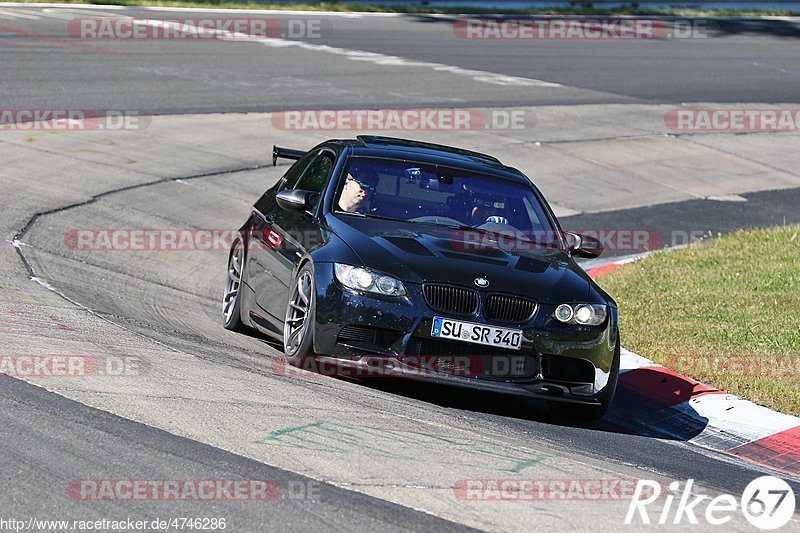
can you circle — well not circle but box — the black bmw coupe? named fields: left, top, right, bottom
left=224, top=136, right=620, bottom=420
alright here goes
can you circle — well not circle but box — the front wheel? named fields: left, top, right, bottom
left=283, top=263, right=316, bottom=366
left=548, top=338, right=620, bottom=422
left=223, top=239, right=247, bottom=332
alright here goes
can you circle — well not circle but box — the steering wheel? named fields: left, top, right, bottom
left=407, top=215, right=464, bottom=226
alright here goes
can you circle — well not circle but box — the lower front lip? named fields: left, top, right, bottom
left=311, top=355, right=604, bottom=404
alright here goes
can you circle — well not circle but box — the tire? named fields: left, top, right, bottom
left=283, top=262, right=317, bottom=366
left=549, top=337, right=620, bottom=423
left=222, top=239, right=248, bottom=332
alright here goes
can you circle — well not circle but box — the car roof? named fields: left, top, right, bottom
left=326, top=136, right=529, bottom=182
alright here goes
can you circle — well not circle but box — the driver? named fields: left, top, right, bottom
left=338, top=174, right=374, bottom=213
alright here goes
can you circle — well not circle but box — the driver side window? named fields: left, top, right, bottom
left=254, top=151, right=315, bottom=215
left=279, top=151, right=315, bottom=192
left=295, top=153, right=333, bottom=191
left=293, top=152, right=334, bottom=210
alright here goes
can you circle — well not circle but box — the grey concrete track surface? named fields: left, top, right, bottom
left=1, top=6, right=800, bottom=113
left=0, top=376, right=477, bottom=532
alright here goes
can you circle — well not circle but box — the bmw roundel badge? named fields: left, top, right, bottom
left=474, top=277, right=490, bottom=288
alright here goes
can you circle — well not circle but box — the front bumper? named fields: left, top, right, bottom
left=313, top=263, right=618, bottom=405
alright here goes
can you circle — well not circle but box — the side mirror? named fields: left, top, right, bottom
left=564, top=231, right=604, bottom=259
left=276, top=189, right=316, bottom=212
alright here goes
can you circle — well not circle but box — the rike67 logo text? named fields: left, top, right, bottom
left=626, top=477, right=795, bottom=530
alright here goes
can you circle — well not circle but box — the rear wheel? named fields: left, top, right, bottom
left=283, top=263, right=316, bottom=367
left=223, top=239, right=247, bottom=332
left=549, top=337, right=620, bottom=422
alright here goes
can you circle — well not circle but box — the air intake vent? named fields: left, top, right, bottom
left=382, top=236, right=436, bottom=256
left=541, top=353, right=595, bottom=383
left=423, top=284, right=478, bottom=316
left=336, top=325, right=404, bottom=349
left=337, top=325, right=377, bottom=344
left=484, top=294, right=537, bottom=323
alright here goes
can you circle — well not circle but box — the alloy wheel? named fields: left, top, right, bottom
left=223, top=243, right=243, bottom=324
left=284, top=270, right=313, bottom=355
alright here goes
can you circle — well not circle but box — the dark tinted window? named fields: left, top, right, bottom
left=293, top=152, right=334, bottom=210
left=280, top=151, right=315, bottom=191
left=295, top=152, right=333, bottom=194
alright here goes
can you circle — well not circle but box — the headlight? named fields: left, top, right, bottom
left=334, top=263, right=407, bottom=297
left=553, top=303, right=606, bottom=326
left=554, top=304, right=574, bottom=323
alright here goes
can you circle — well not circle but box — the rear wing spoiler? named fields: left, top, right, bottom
left=272, top=145, right=305, bottom=166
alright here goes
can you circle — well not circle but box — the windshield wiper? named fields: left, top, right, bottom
left=339, top=212, right=454, bottom=227
left=337, top=211, right=407, bottom=223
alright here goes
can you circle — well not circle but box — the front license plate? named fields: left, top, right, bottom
left=431, top=317, right=522, bottom=350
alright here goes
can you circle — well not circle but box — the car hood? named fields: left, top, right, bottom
left=327, top=215, right=593, bottom=304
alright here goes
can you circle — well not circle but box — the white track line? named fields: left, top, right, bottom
left=133, top=18, right=561, bottom=88
left=0, top=7, right=41, bottom=18
left=3, top=4, right=800, bottom=20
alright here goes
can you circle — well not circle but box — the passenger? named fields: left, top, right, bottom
left=470, top=198, right=508, bottom=226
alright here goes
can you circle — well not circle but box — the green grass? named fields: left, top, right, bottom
left=11, top=0, right=800, bottom=16
left=599, top=225, right=800, bottom=416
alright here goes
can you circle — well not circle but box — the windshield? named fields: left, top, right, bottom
left=334, top=156, right=562, bottom=249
